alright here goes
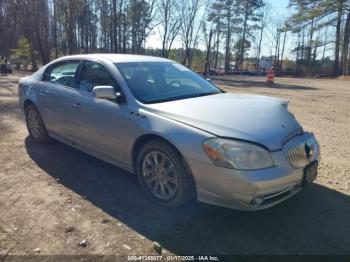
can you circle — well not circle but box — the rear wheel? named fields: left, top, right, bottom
left=25, top=104, right=49, bottom=143
left=136, top=140, right=196, bottom=207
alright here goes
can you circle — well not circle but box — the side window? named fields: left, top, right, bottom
left=78, top=61, right=117, bottom=93
left=46, top=61, right=80, bottom=88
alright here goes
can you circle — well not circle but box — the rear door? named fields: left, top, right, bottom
left=38, top=60, right=82, bottom=140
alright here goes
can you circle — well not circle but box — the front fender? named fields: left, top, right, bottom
left=125, top=108, right=215, bottom=166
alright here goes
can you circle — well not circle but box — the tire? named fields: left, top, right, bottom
left=136, top=140, right=196, bottom=207
left=25, top=104, right=50, bottom=143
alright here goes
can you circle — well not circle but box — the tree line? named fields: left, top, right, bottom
left=288, top=0, right=350, bottom=76
left=0, top=0, right=349, bottom=76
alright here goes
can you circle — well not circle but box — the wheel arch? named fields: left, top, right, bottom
left=24, top=99, right=35, bottom=110
left=132, top=134, right=195, bottom=177
left=132, top=134, right=178, bottom=169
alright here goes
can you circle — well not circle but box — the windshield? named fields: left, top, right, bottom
left=115, top=62, right=222, bottom=103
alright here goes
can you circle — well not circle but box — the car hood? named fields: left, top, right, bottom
left=144, top=93, right=302, bottom=151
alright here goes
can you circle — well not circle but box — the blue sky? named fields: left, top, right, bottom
left=266, top=0, right=290, bottom=14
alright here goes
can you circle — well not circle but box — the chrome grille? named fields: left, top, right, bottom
left=283, top=133, right=317, bottom=169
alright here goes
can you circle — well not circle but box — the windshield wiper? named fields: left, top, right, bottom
left=188, top=92, right=218, bottom=98
left=145, top=97, right=181, bottom=104
left=147, top=92, right=218, bottom=104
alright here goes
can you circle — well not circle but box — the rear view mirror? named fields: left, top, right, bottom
left=93, top=86, right=117, bottom=100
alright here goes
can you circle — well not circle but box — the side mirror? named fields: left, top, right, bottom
left=93, top=86, right=126, bottom=103
left=206, top=78, right=213, bottom=84
left=93, top=86, right=116, bottom=100
left=92, top=86, right=125, bottom=104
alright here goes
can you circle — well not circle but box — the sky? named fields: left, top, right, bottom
left=266, top=0, right=289, bottom=14
left=145, top=0, right=293, bottom=59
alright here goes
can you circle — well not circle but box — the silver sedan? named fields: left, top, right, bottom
left=18, top=54, right=319, bottom=210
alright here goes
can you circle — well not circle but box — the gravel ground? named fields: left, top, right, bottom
left=0, top=72, right=349, bottom=256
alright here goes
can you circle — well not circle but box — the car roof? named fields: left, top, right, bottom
left=56, top=54, right=173, bottom=63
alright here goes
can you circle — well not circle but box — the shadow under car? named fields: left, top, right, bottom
left=25, top=136, right=350, bottom=255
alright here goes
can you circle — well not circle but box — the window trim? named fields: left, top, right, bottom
left=41, top=60, right=81, bottom=90
left=76, top=60, right=124, bottom=98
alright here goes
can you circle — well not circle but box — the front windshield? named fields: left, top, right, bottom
left=115, top=62, right=221, bottom=103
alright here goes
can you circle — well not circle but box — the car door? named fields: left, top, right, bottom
left=37, top=60, right=82, bottom=141
left=72, top=60, right=132, bottom=166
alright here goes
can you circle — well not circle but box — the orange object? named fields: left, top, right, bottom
left=267, top=69, right=274, bottom=83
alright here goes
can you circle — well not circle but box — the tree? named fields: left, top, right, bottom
left=236, top=0, right=265, bottom=69
left=204, top=27, right=213, bottom=76
left=334, top=0, right=344, bottom=75
left=255, top=3, right=270, bottom=69
left=208, top=0, right=225, bottom=69
left=342, top=8, right=350, bottom=75
left=10, top=38, right=31, bottom=69
left=288, top=0, right=350, bottom=75
left=268, top=17, right=284, bottom=70
left=129, top=0, right=157, bottom=54
left=1, top=0, right=349, bottom=76
left=180, top=0, right=204, bottom=67
left=157, top=0, right=181, bottom=57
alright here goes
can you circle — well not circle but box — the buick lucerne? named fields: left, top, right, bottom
left=18, top=54, right=319, bottom=210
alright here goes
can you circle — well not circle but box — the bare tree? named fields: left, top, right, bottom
left=180, top=0, right=203, bottom=67
left=256, top=2, right=270, bottom=69
left=267, top=16, right=284, bottom=70
left=203, top=24, right=213, bottom=76
left=157, top=0, right=181, bottom=57
left=279, top=29, right=287, bottom=72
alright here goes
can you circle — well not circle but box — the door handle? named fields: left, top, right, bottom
left=39, top=89, right=48, bottom=96
left=72, top=103, right=82, bottom=110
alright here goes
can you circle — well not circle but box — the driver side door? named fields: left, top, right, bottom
left=71, top=60, right=132, bottom=166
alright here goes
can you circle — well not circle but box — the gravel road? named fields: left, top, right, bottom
left=0, top=72, right=349, bottom=256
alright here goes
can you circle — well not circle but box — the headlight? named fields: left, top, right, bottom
left=202, top=138, right=274, bottom=170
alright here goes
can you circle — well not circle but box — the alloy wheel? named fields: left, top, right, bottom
left=142, top=151, right=178, bottom=200
left=27, top=109, right=41, bottom=138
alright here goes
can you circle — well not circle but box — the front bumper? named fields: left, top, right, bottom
left=187, top=134, right=319, bottom=211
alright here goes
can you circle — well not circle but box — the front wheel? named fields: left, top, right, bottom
left=25, top=104, right=50, bottom=143
left=136, top=140, right=196, bottom=207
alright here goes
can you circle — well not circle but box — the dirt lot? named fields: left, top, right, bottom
left=0, top=72, right=350, bottom=256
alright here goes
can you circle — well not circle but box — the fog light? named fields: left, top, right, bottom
left=251, top=197, right=264, bottom=206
